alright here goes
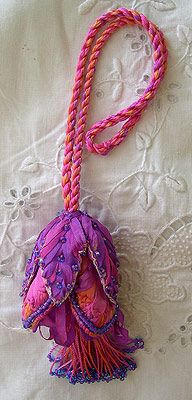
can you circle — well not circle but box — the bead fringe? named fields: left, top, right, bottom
left=48, top=326, right=144, bottom=384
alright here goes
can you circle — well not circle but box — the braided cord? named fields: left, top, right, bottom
left=61, top=8, right=168, bottom=212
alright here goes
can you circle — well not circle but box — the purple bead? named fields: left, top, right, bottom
left=99, top=269, right=106, bottom=278
left=57, top=255, right=65, bottom=262
left=82, top=210, right=88, bottom=215
left=72, top=264, right=80, bottom=272
left=56, top=269, right=62, bottom=276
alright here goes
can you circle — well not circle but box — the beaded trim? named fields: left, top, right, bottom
left=70, top=293, right=119, bottom=335
left=22, top=297, right=53, bottom=329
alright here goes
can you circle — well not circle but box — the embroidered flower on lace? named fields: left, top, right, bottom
left=159, top=314, right=192, bottom=353
left=3, top=186, right=41, bottom=221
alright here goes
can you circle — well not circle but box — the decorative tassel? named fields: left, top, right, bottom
left=20, top=7, right=167, bottom=384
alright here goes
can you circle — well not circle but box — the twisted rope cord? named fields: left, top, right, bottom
left=61, top=8, right=168, bottom=212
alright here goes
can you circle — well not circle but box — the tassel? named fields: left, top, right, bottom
left=21, top=210, right=143, bottom=383
left=20, top=7, right=167, bottom=384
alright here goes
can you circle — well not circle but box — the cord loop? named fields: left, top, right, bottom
left=62, top=8, right=168, bottom=211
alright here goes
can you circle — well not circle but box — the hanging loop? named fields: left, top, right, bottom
left=61, top=8, right=168, bottom=212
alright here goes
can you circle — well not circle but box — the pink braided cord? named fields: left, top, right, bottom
left=62, top=8, right=168, bottom=212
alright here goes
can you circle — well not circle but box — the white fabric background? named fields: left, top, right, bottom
left=0, top=0, right=192, bottom=399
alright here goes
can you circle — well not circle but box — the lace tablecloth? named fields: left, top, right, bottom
left=1, top=1, right=192, bottom=399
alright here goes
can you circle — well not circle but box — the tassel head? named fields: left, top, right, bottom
left=21, top=210, right=143, bottom=383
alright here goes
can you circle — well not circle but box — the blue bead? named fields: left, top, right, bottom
left=56, top=282, right=63, bottom=289
left=57, top=255, right=65, bottom=262
left=60, top=236, right=67, bottom=243
left=79, top=250, right=86, bottom=256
